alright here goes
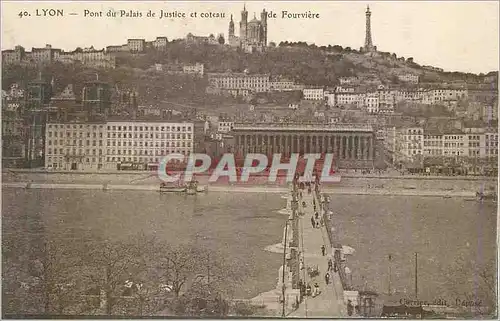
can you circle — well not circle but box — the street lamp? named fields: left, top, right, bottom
left=281, top=219, right=289, bottom=318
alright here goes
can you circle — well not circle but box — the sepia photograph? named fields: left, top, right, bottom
left=1, top=1, right=498, bottom=319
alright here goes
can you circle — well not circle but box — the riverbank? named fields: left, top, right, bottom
left=4, top=168, right=496, bottom=181
left=3, top=170, right=495, bottom=194
left=2, top=182, right=479, bottom=198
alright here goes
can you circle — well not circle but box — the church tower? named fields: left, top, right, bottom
left=240, top=4, right=248, bottom=45
left=364, top=5, right=375, bottom=52
left=229, top=14, right=235, bottom=37
left=260, top=9, right=267, bottom=46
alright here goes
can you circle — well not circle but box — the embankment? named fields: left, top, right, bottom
left=2, top=182, right=478, bottom=198
left=2, top=170, right=493, bottom=197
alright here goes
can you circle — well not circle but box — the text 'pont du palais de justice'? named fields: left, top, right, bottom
left=18, top=8, right=321, bottom=19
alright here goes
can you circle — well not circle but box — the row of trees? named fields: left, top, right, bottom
left=3, top=233, right=258, bottom=317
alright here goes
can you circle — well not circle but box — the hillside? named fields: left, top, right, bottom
left=2, top=41, right=497, bottom=109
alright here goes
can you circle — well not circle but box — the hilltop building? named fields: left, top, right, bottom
left=2, top=44, right=116, bottom=69
left=228, top=5, right=268, bottom=53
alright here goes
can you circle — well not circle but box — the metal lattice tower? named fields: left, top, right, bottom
left=364, top=5, right=374, bottom=51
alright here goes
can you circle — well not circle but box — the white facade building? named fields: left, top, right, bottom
left=339, top=77, right=358, bottom=85
left=422, top=133, right=444, bottom=156
left=302, top=88, right=325, bottom=100
left=269, top=79, right=296, bottom=91
left=207, top=73, right=270, bottom=93
left=432, top=89, right=468, bottom=103
left=401, top=127, right=424, bottom=158
left=105, top=121, right=194, bottom=169
left=127, top=39, right=146, bottom=52
left=442, top=133, right=467, bottom=157
left=325, top=92, right=336, bottom=107
left=183, top=63, right=204, bottom=76
left=484, top=130, right=498, bottom=157
left=45, top=121, right=195, bottom=171
left=217, top=121, right=234, bottom=133
left=45, top=122, right=107, bottom=170
left=397, top=73, right=419, bottom=84
left=364, top=92, right=379, bottom=113
left=398, top=127, right=498, bottom=160
left=378, top=89, right=396, bottom=113
left=336, top=93, right=364, bottom=107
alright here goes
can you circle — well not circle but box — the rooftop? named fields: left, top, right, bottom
left=232, top=122, right=374, bottom=132
left=207, top=72, right=270, bottom=77
left=106, top=117, right=194, bottom=124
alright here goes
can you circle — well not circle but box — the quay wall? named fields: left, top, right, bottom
left=2, top=171, right=495, bottom=193
left=1, top=182, right=478, bottom=197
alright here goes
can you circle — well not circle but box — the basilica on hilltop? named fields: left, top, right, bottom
left=228, top=5, right=268, bottom=53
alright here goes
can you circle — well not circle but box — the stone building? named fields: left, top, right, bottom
left=228, top=5, right=268, bottom=52
left=231, top=123, right=376, bottom=169
left=44, top=120, right=195, bottom=171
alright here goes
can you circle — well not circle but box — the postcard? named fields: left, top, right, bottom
left=1, top=1, right=498, bottom=319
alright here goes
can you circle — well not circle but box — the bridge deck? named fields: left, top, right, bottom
left=289, top=189, right=346, bottom=317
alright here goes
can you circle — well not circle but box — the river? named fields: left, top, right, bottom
left=2, top=189, right=497, bottom=312
left=327, top=194, right=497, bottom=306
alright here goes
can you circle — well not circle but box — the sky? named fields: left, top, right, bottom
left=1, top=1, right=499, bottom=74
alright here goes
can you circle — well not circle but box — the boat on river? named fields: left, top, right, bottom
left=159, top=183, right=186, bottom=193
left=476, top=191, right=497, bottom=201
left=476, top=185, right=497, bottom=202
left=186, top=180, right=208, bottom=195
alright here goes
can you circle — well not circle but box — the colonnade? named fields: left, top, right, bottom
left=233, top=133, right=375, bottom=161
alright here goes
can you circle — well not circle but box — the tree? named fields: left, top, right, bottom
left=81, top=237, right=145, bottom=315
left=441, top=249, right=497, bottom=318
left=29, top=239, right=82, bottom=315
left=154, top=245, right=206, bottom=299
left=332, top=45, right=343, bottom=52
left=217, top=35, right=225, bottom=45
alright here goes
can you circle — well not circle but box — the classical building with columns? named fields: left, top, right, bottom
left=231, top=123, right=376, bottom=169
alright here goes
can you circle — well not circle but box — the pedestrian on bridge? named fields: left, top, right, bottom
left=310, top=216, right=315, bottom=228
left=313, top=282, right=320, bottom=297
left=321, top=245, right=326, bottom=256
left=328, top=258, right=333, bottom=271
left=325, top=272, right=330, bottom=285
